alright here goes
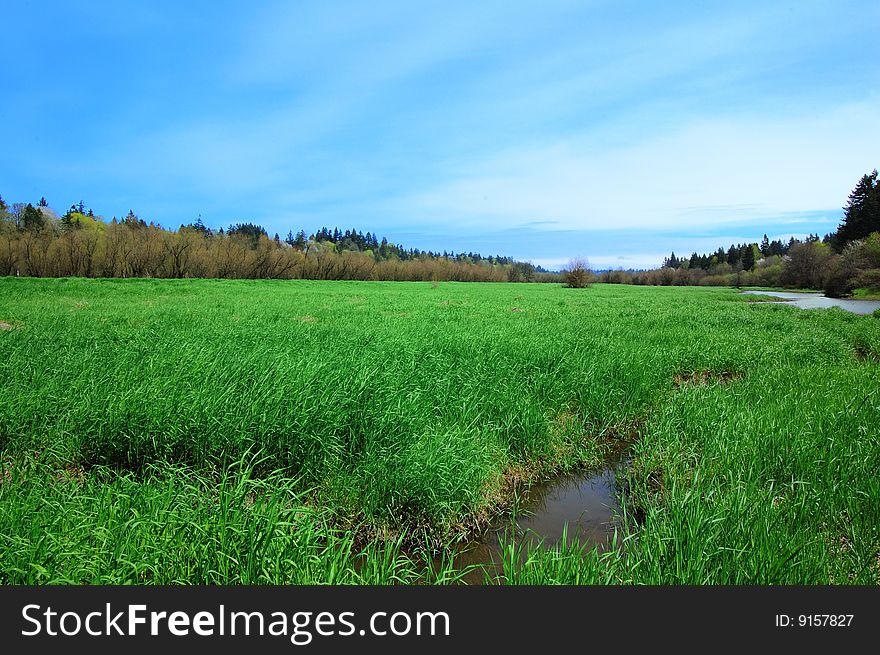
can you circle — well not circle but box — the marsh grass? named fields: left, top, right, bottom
left=1, top=278, right=878, bottom=583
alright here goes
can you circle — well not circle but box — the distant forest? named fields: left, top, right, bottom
left=1, top=169, right=877, bottom=292
left=0, top=198, right=554, bottom=283
left=598, top=169, right=880, bottom=297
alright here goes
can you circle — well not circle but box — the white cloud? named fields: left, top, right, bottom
left=587, top=254, right=672, bottom=270
left=396, top=96, right=880, bottom=232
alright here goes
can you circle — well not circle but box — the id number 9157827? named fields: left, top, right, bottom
left=775, top=614, right=853, bottom=628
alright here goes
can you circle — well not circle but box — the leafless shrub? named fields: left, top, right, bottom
left=562, top=257, right=592, bottom=288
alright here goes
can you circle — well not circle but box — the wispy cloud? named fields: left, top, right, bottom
left=0, top=0, right=877, bottom=264
left=392, top=96, right=880, bottom=232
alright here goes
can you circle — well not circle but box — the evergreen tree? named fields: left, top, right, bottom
left=21, top=204, right=46, bottom=231
left=742, top=243, right=757, bottom=271
left=122, top=210, right=144, bottom=228
left=834, top=169, right=879, bottom=248
left=726, top=245, right=740, bottom=266
left=227, top=222, right=267, bottom=248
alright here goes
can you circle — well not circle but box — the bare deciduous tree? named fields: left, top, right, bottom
left=563, top=257, right=592, bottom=288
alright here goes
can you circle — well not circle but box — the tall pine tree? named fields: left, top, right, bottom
left=834, top=169, right=879, bottom=248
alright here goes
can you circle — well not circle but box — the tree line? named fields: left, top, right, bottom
left=4, top=169, right=876, bottom=291
left=599, top=169, right=880, bottom=296
left=0, top=199, right=557, bottom=283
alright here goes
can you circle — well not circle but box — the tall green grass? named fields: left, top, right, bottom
left=1, top=278, right=878, bottom=583
left=0, top=447, right=466, bottom=584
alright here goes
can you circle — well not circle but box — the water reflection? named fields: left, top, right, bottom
left=432, top=465, right=621, bottom=584
left=741, top=290, right=880, bottom=315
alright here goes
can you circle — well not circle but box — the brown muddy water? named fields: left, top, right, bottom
left=431, top=461, right=624, bottom=584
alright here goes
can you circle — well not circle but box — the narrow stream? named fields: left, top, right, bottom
left=433, top=461, right=624, bottom=584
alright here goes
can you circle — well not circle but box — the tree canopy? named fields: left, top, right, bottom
left=830, top=169, right=879, bottom=249
left=0, top=196, right=551, bottom=282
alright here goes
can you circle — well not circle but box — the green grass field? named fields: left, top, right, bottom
left=1, top=278, right=878, bottom=584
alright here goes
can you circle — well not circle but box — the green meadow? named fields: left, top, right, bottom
left=1, top=278, right=878, bottom=584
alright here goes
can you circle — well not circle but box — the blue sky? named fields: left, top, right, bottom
left=2, top=0, right=878, bottom=269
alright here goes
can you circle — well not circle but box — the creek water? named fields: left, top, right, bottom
left=741, top=290, right=880, bottom=315
left=432, top=462, right=623, bottom=584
